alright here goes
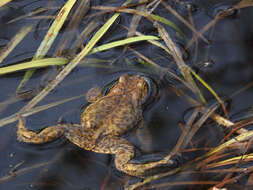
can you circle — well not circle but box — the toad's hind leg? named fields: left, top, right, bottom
left=17, top=117, right=65, bottom=144
left=92, top=136, right=172, bottom=177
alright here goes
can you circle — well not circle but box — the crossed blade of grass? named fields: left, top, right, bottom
left=1, top=1, right=182, bottom=88
left=1, top=0, right=208, bottom=103
left=16, top=0, right=78, bottom=92
left=0, top=1, right=181, bottom=126
left=0, top=35, right=159, bottom=75
left=1, top=1, right=163, bottom=121
left=126, top=104, right=253, bottom=190
left=4, top=0, right=223, bottom=163
left=13, top=0, right=204, bottom=88
left=125, top=2, right=253, bottom=189
left=0, top=94, right=85, bottom=128
left=21, top=14, right=123, bottom=114
left=0, top=1, right=119, bottom=123
left=1, top=0, right=223, bottom=113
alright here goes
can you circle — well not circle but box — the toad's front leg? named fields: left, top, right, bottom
left=17, top=117, right=65, bottom=144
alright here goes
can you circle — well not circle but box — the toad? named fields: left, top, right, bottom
left=17, top=74, right=172, bottom=177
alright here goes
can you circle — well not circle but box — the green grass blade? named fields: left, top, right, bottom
left=34, top=0, right=77, bottom=58
left=150, top=14, right=186, bottom=38
left=183, top=68, right=206, bottom=104
left=205, top=130, right=253, bottom=157
left=78, top=13, right=121, bottom=59
left=0, top=0, right=12, bottom=7
left=146, top=39, right=171, bottom=55
left=0, top=25, right=33, bottom=64
left=90, top=35, right=159, bottom=54
left=191, top=69, right=227, bottom=115
left=207, top=153, right=253, bottom=168
left=17, top=0, right=77, bottom=91
left=127, top=29, right=172, bottom=55
left=0, top=58, right=68, bottom=75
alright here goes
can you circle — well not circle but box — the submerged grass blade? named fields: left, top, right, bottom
left=7, top=7, right=49, bottom=24
left=127, top=0, right=146, bottom=37
left=154, top=22, right=206, bottom=102
left=90, top=35, right=159, bottom=54
left=56, top=0, right=90, bottom=56
left=20, top=12, right=121, bottom=113
left=93, top=7, right=185, bottom=39
left=150, top=14, right=186, bottom=38
left=205, top=130, right=253, bottom=157
left=191, top=69, right=227, bottom=116
left=0, top=0, right=12, bottom=7
left=17, top=0, right=77, bottom=91
left=148, top=39, right=172, bottom=55
left=0, top=95, right=84, bottom=128
left=71, top=19, right=100, bottom=53
left=77, top=13, right=120, bottom=58
left=0, top=58, right=68, bottom=75
left=161, top=2, right=208, bottom=43
left=183, top=68, right=207, bottom=104
left=207, top=153, right=253, bottom=168
left=0, top=25, right=33, bottom=64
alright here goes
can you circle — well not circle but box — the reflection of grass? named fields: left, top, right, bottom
left=0, top=149, right=65, bottom=184
left=0, top=94, right=85, bottom=128
left=0, top=26, right=33, bottom=64
left=0, top=0, right=253, bottom=190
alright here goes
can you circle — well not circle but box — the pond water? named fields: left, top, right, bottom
left=0, top=0, right=253, bottom=190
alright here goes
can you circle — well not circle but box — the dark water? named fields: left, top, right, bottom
left=0, top=0, right=253, bottom=189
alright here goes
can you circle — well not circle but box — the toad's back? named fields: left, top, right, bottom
left=80, top=94, right=142, bottom=136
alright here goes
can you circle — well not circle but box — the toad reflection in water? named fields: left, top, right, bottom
left=18, top=74, right=174, bottom=177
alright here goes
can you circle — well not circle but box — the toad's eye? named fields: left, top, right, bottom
left=137, top=81, right=143, bottom=88
left=119, top=75, right=127, bottom=83
left=112, top=88, right=120, bottom=93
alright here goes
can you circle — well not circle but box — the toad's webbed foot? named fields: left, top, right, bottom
left=17, top=116, right=65, bottom=144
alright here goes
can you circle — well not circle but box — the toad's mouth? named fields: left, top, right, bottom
left=102, top=74, right=159, bottom=108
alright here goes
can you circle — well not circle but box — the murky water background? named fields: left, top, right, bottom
left=0, top=0, right=253, bottom=189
